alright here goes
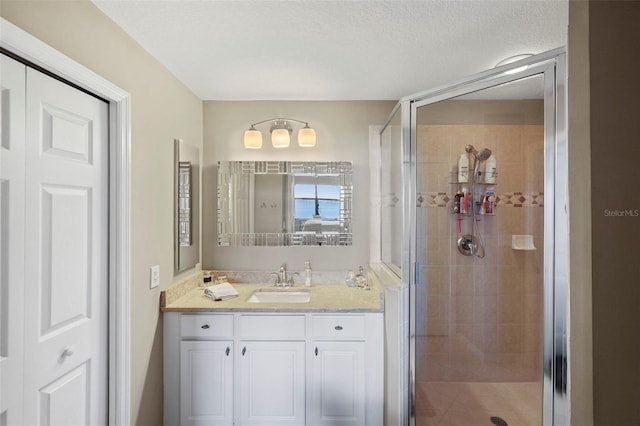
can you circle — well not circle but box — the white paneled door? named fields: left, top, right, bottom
left=1, top=53, right=27, bottom=426
left=0, top=54, right=109, bottom=425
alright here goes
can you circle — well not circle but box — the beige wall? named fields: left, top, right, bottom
left=202, top=101, right=395, bottom=271
left=567, top=1, right=593, bottom=425
left=0, top=2, right=203, bottom=425
left=588, top=2, right=640, bottom=425
left=568, top=2, right=640, bottom=425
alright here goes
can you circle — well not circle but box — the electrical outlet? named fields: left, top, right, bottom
left=150, top=265, right=160, bottom=289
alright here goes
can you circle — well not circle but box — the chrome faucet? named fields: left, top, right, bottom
left=271, top=264, right=298, bottom=287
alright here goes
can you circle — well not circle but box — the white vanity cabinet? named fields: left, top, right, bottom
left=236, top=315, right=306, bottom=425
left=308, top=341, right=365, bottom=425
left=174, top=314, right=235, bottom=426
left=163, top=312, right=383, bottom=426
left=307, top=314, right=381, bottom=426
left=180, top=340, right=234, bottom=426
left=237, top=341, right=306, bottom=425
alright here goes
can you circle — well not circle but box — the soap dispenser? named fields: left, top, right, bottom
left=304, top=261, right=312, bottom=287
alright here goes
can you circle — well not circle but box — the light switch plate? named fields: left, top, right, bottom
left=150, top=265, right=160, bottom=289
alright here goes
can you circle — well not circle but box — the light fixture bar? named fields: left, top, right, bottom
left=249, top=117, right=310, bottom=128
left=244, top=117, right=316, bottom=149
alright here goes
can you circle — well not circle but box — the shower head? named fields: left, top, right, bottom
left=464, top=145, right=492, bottom=161
left=469, top=146, right=493, bottom=178
left=476, top=148, right=492, bottom=161
left=464, top=145, right=491, bottom=163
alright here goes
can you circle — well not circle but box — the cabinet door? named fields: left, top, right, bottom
left=308, top=341, right=366, bottom=426
left=237, top=341, right=305, bottom=425
left=180, top=341, right=233, bottom=426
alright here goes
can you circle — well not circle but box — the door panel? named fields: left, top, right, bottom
left=237, top=341, right=306, bottom=426
left=22, top=67, right=108, bottom=425
left=38, top=362, right=90, bottom=426
left=308, top=342, right=365, bottom=426
left=0, top=53, right=26, bottom=426
left=42, top=103, right=94, bottom=164
left=180, top=340, right=233, bottom=426
left=41, top=185, right=91, bottom=333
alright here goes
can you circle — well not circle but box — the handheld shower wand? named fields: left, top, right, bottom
left=466, top=145, right=492, bottom=181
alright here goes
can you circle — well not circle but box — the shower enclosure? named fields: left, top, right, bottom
left=379, top=49, right=568, bottom=425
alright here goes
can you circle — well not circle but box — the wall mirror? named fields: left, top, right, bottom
left=174, top=139, right=200, bottom=272
left=217, top=161, right=352, bottom=246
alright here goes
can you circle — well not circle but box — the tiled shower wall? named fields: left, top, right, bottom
left=415, top=124, right=544, bottom=382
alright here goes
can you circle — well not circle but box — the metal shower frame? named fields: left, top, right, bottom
left=379, top=47, right=568, bottom=426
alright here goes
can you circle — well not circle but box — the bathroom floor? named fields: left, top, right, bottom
left=415, top=381, right=542, bottom=426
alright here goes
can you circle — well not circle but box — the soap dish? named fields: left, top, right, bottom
left=512, top=235, right=536, bottom=250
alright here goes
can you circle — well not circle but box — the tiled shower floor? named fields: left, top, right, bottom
left=415, top=381, right=542, bottom=426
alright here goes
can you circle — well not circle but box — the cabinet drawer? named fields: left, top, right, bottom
left=180, top=314, right=233, bottom=338
left=311, top=315, right=366, bottom=340
left=237, top=315, right=305, bottom=340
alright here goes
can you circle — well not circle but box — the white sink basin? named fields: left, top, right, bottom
left=247, top=288, right=311, bottom=303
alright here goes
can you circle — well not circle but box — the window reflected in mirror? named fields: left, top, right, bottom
left=293, top=175, right=342, bottom=233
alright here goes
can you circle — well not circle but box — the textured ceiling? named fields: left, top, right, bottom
left=92, top=0, right=568, bottom=101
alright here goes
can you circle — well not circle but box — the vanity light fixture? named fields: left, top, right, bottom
left=244, top=118, right=316, bottom=149
left=495, top=53, right=534, bottom=75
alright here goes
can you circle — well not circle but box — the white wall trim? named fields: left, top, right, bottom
left=368, top=125, right=382, bottom=264
left=1, top=17, right=131, bottom=426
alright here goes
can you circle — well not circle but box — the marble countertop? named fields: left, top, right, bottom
left=161, top=272, right=384, bottom=313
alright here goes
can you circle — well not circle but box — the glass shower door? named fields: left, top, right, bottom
left=413, top=74, right=548, bottom=426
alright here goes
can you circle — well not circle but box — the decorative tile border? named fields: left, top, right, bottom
left=497, top=192, right=544, bottom=207
left=417, top=192, right=450, bottom=207
left=417, top=192, right=544, bottom=208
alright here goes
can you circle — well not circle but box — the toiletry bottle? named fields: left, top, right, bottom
left=484, top=155, right=497, bottom=184
left=355, top=266, right=368, bottom=289
left=453, top=190, right=462, bottom=214
left=461, top=186, right=469, bottom=214
left=457, top=153, right=469, bottom=183
left=345, top=271, right=356, bottom=287
left=203, top=271, right=212, bottom=286
left=486, top=189, right=495, bottom=214
left=304, top=261, right=312, bottom=287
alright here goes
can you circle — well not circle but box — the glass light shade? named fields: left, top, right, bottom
left=271, top=128, right=290, bottom=148
left=244, top=129, right=262, bottom=149
left=298, top=127, right=316, bottom=147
